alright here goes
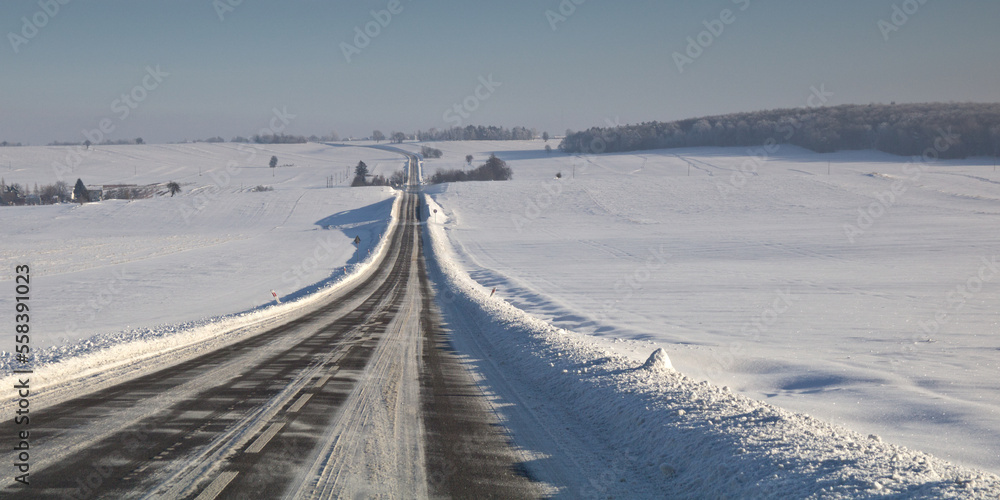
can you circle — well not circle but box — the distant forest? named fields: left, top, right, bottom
left=416, top=125, right=536, bottom=142
left=37, top=133, right=313, bottom=147
left=559, top=103, right=1000, bottom=159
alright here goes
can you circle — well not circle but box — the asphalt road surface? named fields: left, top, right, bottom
left=3, top=153, right=544, bottom=499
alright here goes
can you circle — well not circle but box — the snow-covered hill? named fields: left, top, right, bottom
left=0, top=143, right=401, bottom=352
left=418, top=140, right=1000, bottom=475
left=3, top=140, right=999, bottom=494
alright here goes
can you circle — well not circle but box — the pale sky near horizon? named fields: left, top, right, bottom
left=2, top=0, right=999, bottom=145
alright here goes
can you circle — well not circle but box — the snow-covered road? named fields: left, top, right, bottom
left=4, top=141, right=1000, bottom=497
left=1, top=149, right=544, bottom=499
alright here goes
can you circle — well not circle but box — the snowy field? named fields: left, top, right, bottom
left=0, top=143, right=401, bottom=353
left=416, top=140, right=1000, bottom=475
left=2, top=139, right=999, bottom=494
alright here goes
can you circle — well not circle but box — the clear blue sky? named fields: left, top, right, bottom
left=2, top=0, right=998, bottom=144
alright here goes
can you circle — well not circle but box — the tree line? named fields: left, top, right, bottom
left=49, top=138, right=144, bottom=147
left=33, top=133, right=316, bottom=147
left=1, top=178, right=69, bottom=205
left=416, top=125, right=537, bottom=142
left=559, top=102, right=1000, bottom=159
left=420, top=146, right=442, bottom=158
left=429, top=154, right=512, bottom=184
left=0, top=177, right=176, bottom=206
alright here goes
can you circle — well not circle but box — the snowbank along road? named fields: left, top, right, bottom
left=6, top=142, right=1000, bottom=498
left=1, top=153, right=544, bottom=498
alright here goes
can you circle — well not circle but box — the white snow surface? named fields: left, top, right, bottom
left=2, top=140, right=999, bottom=497
left=416, top=140, right=1000, bottom=479
left=0, top=142, right=401, bottom=370
left=423, top=182, right=1000, bottom=498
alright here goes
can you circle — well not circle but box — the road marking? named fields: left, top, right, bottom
left=314, top=373, right=333, bottom=389
left=288, top=393, right=313, bottom=413
left=194, top=471, right=239, bottom=500
left=246, top=422, right=285, bottom=453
